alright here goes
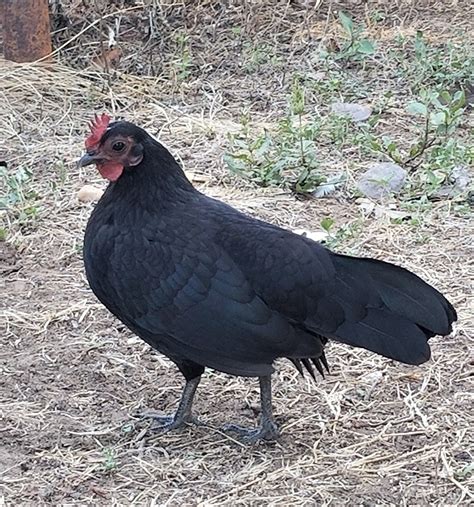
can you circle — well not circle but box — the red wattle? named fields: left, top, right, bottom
left=98, top=163, right=124, bottom=181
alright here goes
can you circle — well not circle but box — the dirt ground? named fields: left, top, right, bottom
left=1, top=1, right=473, bottom=505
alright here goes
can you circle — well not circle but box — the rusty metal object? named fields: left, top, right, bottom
left=0, top=0, right=52, bottom=63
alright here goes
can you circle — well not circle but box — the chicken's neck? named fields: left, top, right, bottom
left=109, top=139, right=196, bottom=209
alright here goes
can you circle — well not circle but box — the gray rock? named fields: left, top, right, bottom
left=331, top=102, right=372, bottom=122
left=450, top=165, right=471, bottom=192
left=357, top=163, right=407, bottom=199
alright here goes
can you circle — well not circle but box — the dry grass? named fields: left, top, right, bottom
left=1, top=1, right=473, bottom=505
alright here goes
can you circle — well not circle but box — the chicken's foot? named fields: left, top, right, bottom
left=223, top=375, right=279, bottom=442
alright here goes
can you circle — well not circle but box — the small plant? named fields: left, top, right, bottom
left=173, top=32, right=192, bottom=82
left=242, top=42, right=280, bottom=73
left=224, top=80, right=326, bottom=195
left=334, top=11, right=375, bottom=61
left=353, top=88, right=472, bottom=199
left=224, top=127, right=281, bottom=187
left=325, top=114, right=352, bottom=147
left=0, top=166, right=33, bottom=208
left=1, top=165, right=40, bottom=227
left=396, top=32, right=474, bottom=92
left=323, top=219, right=364, bottom=250
left=102, top=448, right=118, bottom=472
left=288, top=79, right=325, bottom=194
left=364, top=89, right=468, bottom=171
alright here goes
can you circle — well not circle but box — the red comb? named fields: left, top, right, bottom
left=85, top=113, right=111, bottom=149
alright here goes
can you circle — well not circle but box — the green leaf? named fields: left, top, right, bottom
left=301, top=139, right=316, bottom=152
left=320, top=217, right=335, bottom=233
left=455, top=463, right=474, bottom=479
left=409, top=144, right=421, bottom=157
left=406, top=101, right=428, bottom=116
left=453, top=90, right=465, bottom=103
left=357, top=39, right=375, bottom=54
left=452, top=91, right=466, bottom=111
left=430, top=95, right=443, bottom=109
left=223, top=154, right=246, bottom=174
left=254, top=133, right=273, bottom=159
left=386, top=141, right=398, bottom=154
left=369, top=139, right=382, bottom=151
left=338, top=11, right=353, bottom=37
left=425, top=170, right=445, bottom=186
left=440, top=90, right=452, bottom=103
left=230, top=141, right=246, bottom=151
left=431, top=111, right=447, bottom=126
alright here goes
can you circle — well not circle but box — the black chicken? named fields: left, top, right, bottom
left=79, top=114, right=457, bottom=441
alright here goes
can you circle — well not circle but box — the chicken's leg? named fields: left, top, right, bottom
left=223, top=375, right=279, bottom=442
left=143, top=376, right=201, bottom=431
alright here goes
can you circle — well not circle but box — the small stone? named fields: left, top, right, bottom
left=77, top=185, right=104, bottom=202
left=331, top=102, right=372, bottom=122
left=357, top=163, right=407, bottom=199
left=12, top=280, right=28, bottom=292
left=361, top=371, right=384, bottom=384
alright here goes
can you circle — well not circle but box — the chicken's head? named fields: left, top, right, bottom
left=78, top=113, right=144, bottom=181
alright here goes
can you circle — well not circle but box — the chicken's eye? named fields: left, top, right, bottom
left=112, top=141, right=126, bottom=152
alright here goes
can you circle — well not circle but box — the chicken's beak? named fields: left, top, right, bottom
left=78, top=152, right=100, bottom=168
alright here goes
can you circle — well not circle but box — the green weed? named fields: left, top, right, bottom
left=242, top=42, right=280, bottom=73
left=102, top=448, right=118, bottom=473
left=225, top=80, right=326, bottom=195
left=1, top=166, right=40, bottom=227
left=332, top=11, right=376, bottom=62
left=173, top=32, right=192, bottom=82
left=395, top=32, right=474, bottom=92
left=322, top=218, right=364, bottom=250
left=363, top=89, right=470, bottom=178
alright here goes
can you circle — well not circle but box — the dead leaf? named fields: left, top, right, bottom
left=293, top=229, right=329, bottom=242
left=92, top=47, right=123, bottom=71
left=373, top=205, right=410, bottom=220
left=184, top=171, right=209, bottom=183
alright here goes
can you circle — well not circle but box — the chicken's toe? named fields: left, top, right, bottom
left=140, top=411, right=200, bottom=432
left=222, top=420, right=279, bottom=443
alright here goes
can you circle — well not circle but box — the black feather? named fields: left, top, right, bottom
left=290, top=359, right=304, bottom=377
left=311, top=357, right=325, bottom=378
left=301, top=358, right=316, bottom=380
left=320, top=351, right=330, bottom=373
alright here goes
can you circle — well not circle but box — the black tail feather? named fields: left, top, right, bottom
left=319, top=351, right=330, bottom=373
left=311, top=357, right=325, bottom=377
left=334, top=254, right=457, bottom=335
left=301, top=358, right=316, bottom=379
left=327, top=254, right=457, bottom=365
left=290, top=358, right=304, bottom=377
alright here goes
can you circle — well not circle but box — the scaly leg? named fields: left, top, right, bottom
left=142, top=376, right=201, bottom=431
left=223, top=375, right=279, bottom=442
